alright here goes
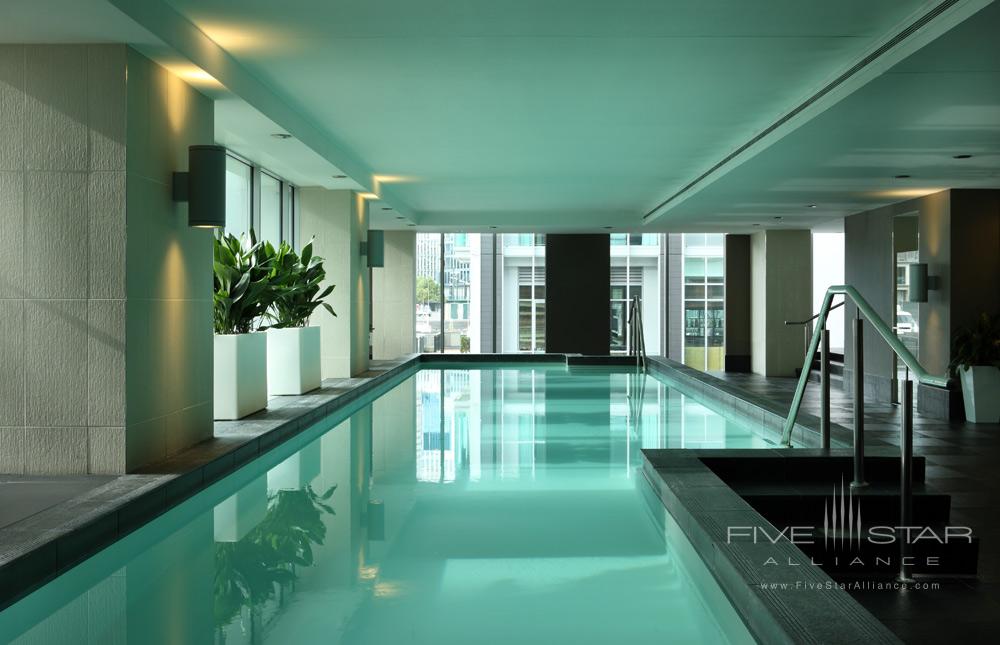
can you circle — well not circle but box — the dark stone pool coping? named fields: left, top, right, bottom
left=0, top=354, right=870, bottom=623
left=642, top=447, right=903, bottom=645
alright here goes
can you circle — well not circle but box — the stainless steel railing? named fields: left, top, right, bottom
left=628, top=295, right=647, bottom=371
left=780, top=285, right=949, bottom=583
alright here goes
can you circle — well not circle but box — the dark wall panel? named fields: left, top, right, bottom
left=545, top=234, right=610, bottom=354
left=724, top=234, right=752, bottom=372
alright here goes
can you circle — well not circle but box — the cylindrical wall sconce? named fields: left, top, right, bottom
left=173, top=145, right=227, bottom=228
left=366, top=230, right=385, bottom=268
left=909, top=263, right=929, bottom=302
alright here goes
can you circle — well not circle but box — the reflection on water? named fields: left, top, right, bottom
left=1, top=366, right=761, bottom=645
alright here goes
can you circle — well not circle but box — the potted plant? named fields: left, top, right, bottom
left=950, top=312, right=1000, bottom=423
left=213, top=230, right=276, bottom=420
left=260, top=239, right=335, bottom=395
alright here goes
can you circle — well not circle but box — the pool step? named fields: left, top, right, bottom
left=703, top=455, right=926, bottom=485
left=735, top=484, right=953, bottom=527
left=794, top=527, right=980, bottom=576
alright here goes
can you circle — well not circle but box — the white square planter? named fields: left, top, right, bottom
left=214, top=333, right=268, bottom=420
left=267, top=326, right=322, bottom=395
left=959, top=366, right=1000, bottom=423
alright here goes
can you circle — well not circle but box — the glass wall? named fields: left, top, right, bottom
left=224, top=156, right=252, bottom=238
left=501, top=234, right=546, bottom=353
left=682, top=234, right=725, bottom=371
left=610, top=233, right=662, bottom=355
left=415, top=234, right=443, bottom=352
left=222, top=152, right=298, bottom=247
left=259, top=172, right=282, bottom=245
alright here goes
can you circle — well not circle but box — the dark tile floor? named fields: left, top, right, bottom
left=0, top=475, right=114, bottom=529
left=712, top=372, right=1000, bottom=644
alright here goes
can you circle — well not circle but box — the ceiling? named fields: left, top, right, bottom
left=3, top=0, right=999, bottom=232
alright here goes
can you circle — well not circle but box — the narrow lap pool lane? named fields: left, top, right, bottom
left=0, top=365, right=765, bottom=645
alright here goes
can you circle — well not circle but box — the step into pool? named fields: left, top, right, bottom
left=0, top=364, right=768, bottom=644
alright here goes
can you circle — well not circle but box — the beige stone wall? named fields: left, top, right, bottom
left=0, top=45, right=214, bottom=474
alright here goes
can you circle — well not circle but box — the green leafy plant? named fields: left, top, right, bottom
left=949, top=312, right=1000, bottom=375
left=416, top=276, right=441, bottom=304
left=213, top=230, right=277, bottom=335
left=256, top=239, right=336, bottom=328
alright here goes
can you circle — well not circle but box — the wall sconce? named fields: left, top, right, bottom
left=173, top=145, right=227, bottom=228
left=908, top=263, right=938, bottom=302
left=361, top=230, right=385, bottom=268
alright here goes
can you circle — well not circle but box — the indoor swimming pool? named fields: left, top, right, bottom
left=0, top=364, right=768, bottom=644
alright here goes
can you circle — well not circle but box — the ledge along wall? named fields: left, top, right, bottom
left=0, top=45, right=214, bottom=475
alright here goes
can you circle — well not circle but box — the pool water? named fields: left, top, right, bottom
left=0, top=365, right=765, bottom=644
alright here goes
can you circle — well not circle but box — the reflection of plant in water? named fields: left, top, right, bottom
left=214, top=484, right=337, bottom=642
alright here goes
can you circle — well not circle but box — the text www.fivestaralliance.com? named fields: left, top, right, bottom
left=761, top=581, right=940, bottom=591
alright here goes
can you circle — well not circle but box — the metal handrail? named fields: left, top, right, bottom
left=628, top=295, right=647, bottom=371
left=784, top=300, right=845, bottom=326
left=780, top=284, right=949, bottom=584
left=781, top=285, right=947, bottom=446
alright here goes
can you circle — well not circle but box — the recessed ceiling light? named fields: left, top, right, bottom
left=271, top=133, right=293, bottom=140
left=895, top=174, right=911, bottom=179
left=773, top=216, right=783, bottom=220
left=382, top=207, right=393, bottom=211
left=407, top=224, right=416, bottom=227
left=603, top=226, right=613, bottom=230
left=489, top=226, right=497, bottom=229
left=953, top=154, right=973, bottom=159
left=396, top=216, right=405, bottom=220
left=752, top=223, right=761, bottom=227
left=332, top=174, right=347, bottom=179
left=807, top=204, right=817, bottom=209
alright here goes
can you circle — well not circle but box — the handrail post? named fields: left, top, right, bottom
left=899, top=377, right=914, bottom=583
left=820, top=328, right=830, bottom=450
left=851, top=315, right=867, bottom=488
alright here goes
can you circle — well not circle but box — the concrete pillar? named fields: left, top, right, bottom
left=299, top=188, right=371, bottom=378
left=750, top=230, right=812, bottom=377
left=545, top=234, right=610, bottom=355
left=0, top=45, right=214, bottom=474
left=371, top=230, right=416, bottom=360
left=724, top=234, right=752, bottom=372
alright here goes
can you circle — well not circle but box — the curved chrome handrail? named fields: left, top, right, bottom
left=780, top=285, right=948, bottom=446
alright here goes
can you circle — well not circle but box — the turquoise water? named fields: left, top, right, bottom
left=0, top=365, right=765, bottom=644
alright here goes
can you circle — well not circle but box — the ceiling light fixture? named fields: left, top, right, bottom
left=603, top=226, right=613, bottom=230
left=773, top=216, right=783, bottom=220
left=807, top=204, right=817, bottom=208
left=952, top=154, right=973, bottom=159
left=396, top=216, right=405, bottom=220
left=271, top=133, right=293, bottom=140
left=332, top=174, right=347, bottom=179
left=407, top=224, right=416, bottom=227
left=382, top=207, right=392, bottom=211
left=895, top=174, right=911, bottom=179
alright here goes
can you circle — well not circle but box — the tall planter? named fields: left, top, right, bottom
left=214, top=333, right=268, bottom=420
left=267, top=326, right=321, bottom=395
left=959, top=366, right=1000, bottom=423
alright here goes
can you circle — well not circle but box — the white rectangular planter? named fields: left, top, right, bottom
left=214, top=333, right=268, bottom=420
left=267, top=326, right=322, bottom=395
left=959, top=366, right=1000, bottom=423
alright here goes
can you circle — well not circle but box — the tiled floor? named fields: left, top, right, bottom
left=0, top=475, right=114, bottom=529
left=712, top=371, right=1000, bottom=644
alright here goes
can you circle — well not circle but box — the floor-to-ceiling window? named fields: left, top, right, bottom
left=415, top=234, right=443, bottom=352
left=501, top=234, right=546, bottom=353
left=682, top=234, right=725, bottom=371
left=222, top=152, right=298, bottom=247
left=610, top=233, right=662, bottom=355
left=224, top=155, right=252, bottom=238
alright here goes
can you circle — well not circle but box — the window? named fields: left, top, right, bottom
left=682, top=234, right=725, bottom=371
left=611, top=234, right=662, bottom=355
left=224, top=156, right=252, bottom=238
left=222, top=152, right=298, bottom=246
left=259, top=172, right=282, bottom=245
left=502, top=234, right=546, bottom=353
